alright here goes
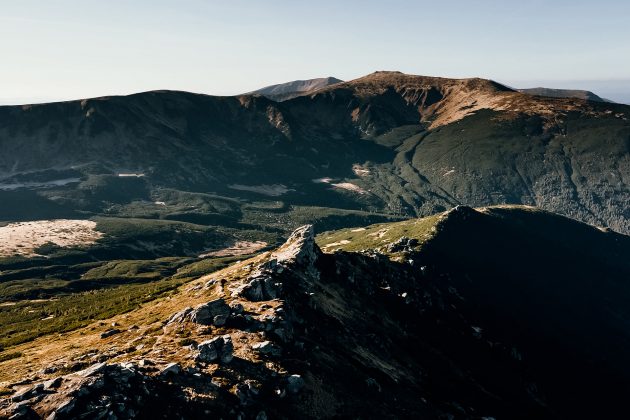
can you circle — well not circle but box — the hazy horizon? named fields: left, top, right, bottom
left=2, top=0, right=629, bottom=105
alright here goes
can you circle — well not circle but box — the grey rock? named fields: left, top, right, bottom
left=386, top=236, right=419, bottom=253
left=230, top=302, right=244, bottom=314
left=11, top=384, right=44, bottom=402
left=240, top=277, right=265, bottom=301
left=51, top=398, right=76, bottom=418
left=196, top=335, right=233, bottom=364
left=160, top=362, right=182, bottom=376
left=286, top=374, right=305, bottom=394
left=213, top=314, right=229, bottom=326
left=190, top=298, right=231, bottom=325
left=100, top=329, right=120, bottom=339
left=166, top=307, right=193, bottom=325
left=43, top=377, right=63, bottom=390
left=273, top=225, right=318, bottom=267
left=237, top=274, right=283, bottom=302
left=251, top=341, right=282, bottom=356
left=76, top=362, right=107, bottom=378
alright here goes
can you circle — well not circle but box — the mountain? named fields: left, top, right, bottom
left=1, top=71, right=628, bottom=238
left=2, top=206, right=629, bottom=418
left=519, top=87, right=612, bottom=102
left=249, top=77, right=343, bottom=101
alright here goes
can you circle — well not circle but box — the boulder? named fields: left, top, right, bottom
left=286, top=374, right=305, bottom=394
left=236, top=274, right=283, bottom=302
left=160, top=362, right=182, bottom=376
left=190, top=298, right=231, bottom=325
left=251, top=341, right=282, bottom=356
left=195, top=335, right=233, bottom=364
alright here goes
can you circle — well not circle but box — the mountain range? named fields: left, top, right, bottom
left=1, top=71, right=629, bottom=419
left=0, top=71, right=628, bottom=237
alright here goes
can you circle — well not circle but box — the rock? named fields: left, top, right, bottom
left=166, top=307, right=193, bottom=325
left=256, top=411, right=268, bottom=420
left=43, top=377, right=63, bottom=390
left=195, top=335, right=233, bottom=364
left=251, top=341, right=282, bottom=356
left=100, top=329, right=120, bottom=339
left=11, top=384, right=44, bottom=402
left=262, top=277, right=282, bottom=299
left=239, top=277, right=265, bottom=301
left=273, top=225, right=319, bottom=267
left=236, top=274, right=283, bottom=302
left=76, top=362, right=107, bottom=378
left=245, top=379, right=262, bottom=396
left=46, top=398, right=76, bottom=419
left=272, top=328, right=291, bottom=343
left=190, top=298, right=231, bottom=325
left=160, top=362, right=182, bottom=376
left=137, top=359, right=153, bottom=367
left=286, top=374, right=305, bottom=394
left=386, top=236, right=418, bottom=253
left=230, top=302, right=244, bottom=314
left=213, top=314, right=229, bottom=326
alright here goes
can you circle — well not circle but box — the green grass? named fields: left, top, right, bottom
left=0, top=277, right=184, bottom=349
left=173, top=255, right=254, bottom=279
left=81, top=257, right=190, bottom=281
left=316, top=213, right=442, bottom=253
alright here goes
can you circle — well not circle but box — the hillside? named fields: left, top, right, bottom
left=0, top=71, right=628, bottom=238
left=249, top=77, right=343, bottom=101
left=2, top=206, right=629, bottom=418
left=519, top=87, right=611, bottom=102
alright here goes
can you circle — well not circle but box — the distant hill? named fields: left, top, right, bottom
left=249, top=76, right=343, bottom=101
left=519, top=87, right=613, bottom=102
left=0, top=71, right=629, bottom=235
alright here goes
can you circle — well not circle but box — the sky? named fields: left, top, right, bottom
left=1, top=0, right=629, bottom=104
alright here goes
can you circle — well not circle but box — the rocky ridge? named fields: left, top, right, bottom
left=2, top=208, right=630, bottom=418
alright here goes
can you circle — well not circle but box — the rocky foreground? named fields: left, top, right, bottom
left=2, top=206, right=630, bottom=419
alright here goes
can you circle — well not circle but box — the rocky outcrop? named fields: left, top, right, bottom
left=271, top=225, right=319, bottom=268
left=232, top=225, right=320, bottom=302
left=195, top=335, right=234, bottom=364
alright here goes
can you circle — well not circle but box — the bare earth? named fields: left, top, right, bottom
left=0, top=220, right=103, bottom=257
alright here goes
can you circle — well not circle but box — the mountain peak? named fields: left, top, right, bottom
left=249, top=77, right=343, bottom=101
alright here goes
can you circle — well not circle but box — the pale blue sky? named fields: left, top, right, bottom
left=1, top=0, right=629, bottom=104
